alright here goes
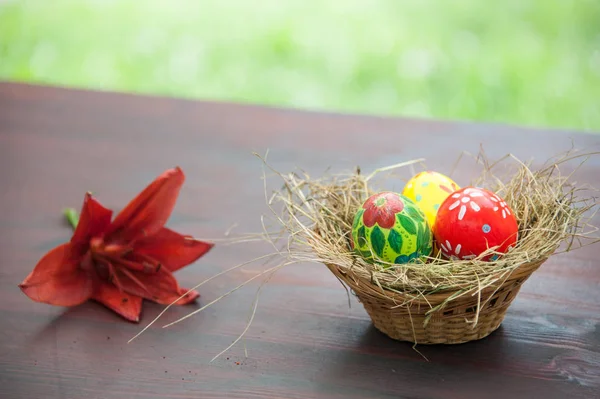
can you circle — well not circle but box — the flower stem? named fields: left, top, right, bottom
left=64, top=208, right=79, bottom=230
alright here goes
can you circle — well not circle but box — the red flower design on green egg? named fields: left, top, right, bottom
left=362, top=192, right=405, bottom=228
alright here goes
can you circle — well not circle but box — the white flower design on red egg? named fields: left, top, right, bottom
left=446, top=187, right=483, bottom=221
left=488, top=193, right=512, bottom=219
left=439, top=238, right=476, bottom=260
left=445, top=188, right=511, bottom=221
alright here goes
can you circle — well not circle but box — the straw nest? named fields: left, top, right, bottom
left=258, top=149, right=598, bottom=343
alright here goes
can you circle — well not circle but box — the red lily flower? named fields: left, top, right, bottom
left=18, top=167, right=213, bottom=322
left=362, top=192, right=405, bottom=228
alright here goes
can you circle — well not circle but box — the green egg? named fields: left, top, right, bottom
left=351, top=191, right=432, bottom=266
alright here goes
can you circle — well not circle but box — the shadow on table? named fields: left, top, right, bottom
left=310, top=321, right=515, bottom=396
left=357, top=322, right=511, bottom=361
left=30, top=299, right=203, bottom=346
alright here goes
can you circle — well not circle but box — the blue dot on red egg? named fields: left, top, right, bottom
left=482, top=224, right=491, bottom=233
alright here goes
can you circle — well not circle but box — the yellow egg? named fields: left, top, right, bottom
left=402, top=171, right=460, bottom=228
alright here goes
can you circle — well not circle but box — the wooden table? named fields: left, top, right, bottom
left=1, top=82, right=599, bottom=399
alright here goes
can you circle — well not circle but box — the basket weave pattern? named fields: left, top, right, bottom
left=325, top=258, right=546, bottom=344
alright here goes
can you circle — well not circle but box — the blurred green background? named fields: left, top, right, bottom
left=1, top=0, right=600, bottom=132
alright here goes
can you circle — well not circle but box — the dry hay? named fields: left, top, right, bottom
left=258, top=148, right=599, bottom=315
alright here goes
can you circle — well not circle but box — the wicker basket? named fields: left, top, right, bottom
left=324, top=258, right=546, bottom=344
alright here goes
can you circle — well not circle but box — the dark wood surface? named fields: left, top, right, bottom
left=1, top=82, right=599, bottom=399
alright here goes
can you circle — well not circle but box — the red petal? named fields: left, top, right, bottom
left=177, top=287, right=200, bottom=303
left=363, top=203, right=397, bottom=229
left=362, top=194, right=377, bottom=210
left=378, top=208, right=396, bottom=229
left=385, top=193, right=405, bottom=214
left=19, top=243, right=93, bottom=307
left=106, top=167, right=185, bottom=243
left=118, top=267, right=199, bottom=305
left=135, top=228, right=213, bottom=272
left=92, top=282, right=143, bottom=322
left=362, top=208, right=377, bottom=228
left=71, top=193, right=113, bottom=247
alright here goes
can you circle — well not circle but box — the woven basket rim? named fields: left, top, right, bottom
left=323, top=255, right=548, bottom=307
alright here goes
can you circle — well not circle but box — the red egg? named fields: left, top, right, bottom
left=434, top=187, right=518, bottom=261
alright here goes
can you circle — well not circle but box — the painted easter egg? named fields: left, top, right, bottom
left=402, top=171, right=461, bottom=228
left=351, top=192, right=433, bottom=265
left=434, top=187, right=519, bottom=261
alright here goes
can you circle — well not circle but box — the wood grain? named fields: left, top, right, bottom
left=1, top=82, right=599, bottom=399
